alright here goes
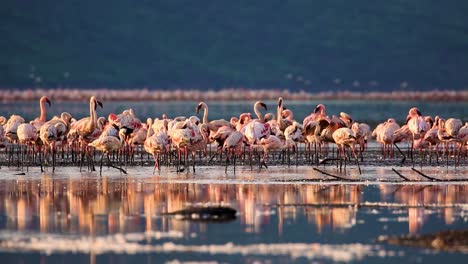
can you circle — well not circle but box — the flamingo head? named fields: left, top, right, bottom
left=41, top=96, right=51, bottom=107
left=314, top=104, right=326, bottom=114
left=196, top=102, right=205, bottom=114
left=91, top=96, right=103, bottom=109
left=408, top=107, right=421, bottom=117
left=277, top=97, right=283, bottom=108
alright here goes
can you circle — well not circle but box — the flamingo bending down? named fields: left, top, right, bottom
left=257, top=135, right=285, bottom=168
left=88, top=128, right=127, bottom=175
left=222, top=130, right=244, bottom=172
left=332, top=127, right=361, bottom=174
left=406, top=107, right=428, bottom=163
left=39, top=122, right=59, bottom=172
left=351, top=122, right=371, bottom=161
left=17, top=123, right=39, bottom=169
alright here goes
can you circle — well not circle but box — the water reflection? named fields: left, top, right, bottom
left=0, top=175, right=467, bottom=238
left=379, top=184, right=468, bottom=234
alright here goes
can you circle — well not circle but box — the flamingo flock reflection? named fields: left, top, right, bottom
left=1, top=177, right=467, bottom=236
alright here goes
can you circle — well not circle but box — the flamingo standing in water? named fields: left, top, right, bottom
left=222, top=130, right=244, bottom=172
left=144, top=118, right=170, bottom=173
left=406, top=107, right=427, bottom=164
left=68, top=96, right=103, bottom=170
left=243, top=101, right=271, bottom=168
left=257, top=134, right=285, bottom=168
left=374, top=119, right=400, bottom=159
left=88, top=128, right=127, bottom=176
left=332, top=127, right=361, bottom=174
left=351, top=122, right=371, bottom=161
left=17, top=123, right=39, bottom=170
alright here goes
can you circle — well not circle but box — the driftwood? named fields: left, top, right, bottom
left=377, top=229, right=468, bottom=252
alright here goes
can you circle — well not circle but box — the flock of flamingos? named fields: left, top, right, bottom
left=0, top=95, right=467, bottom=175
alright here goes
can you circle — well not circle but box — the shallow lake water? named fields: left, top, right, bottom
left=0, top=164, right=467, bottom=264
left=1, top=99, right=467, bottom=128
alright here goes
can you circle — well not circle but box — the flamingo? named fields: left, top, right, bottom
left=88, top=128, right=127, bottom=175
left=210, top=125, right=236, bottom=158
left=351, top=122, right=371, bottom=161
left=257, top=135, right=285, bottom=168
left=243, top=101, right=271, bottom=167
left=332, top=127, right=361, bottom=174
left=302, top=117, right=329, bottom=163
left=442, top=118, right=463, bottom=162
left=196, top=101, right=232, bottom=133
left=222, top=130, right=244, bottom=172
left=68, top=96, right=103, bottom=170
left=243, top=101, right=271, bottom=145
left=303, top=103, right=327, bottom=127
left=406, top=107, right=428, bottom=163
left=4, top=115, right=25, bottom=143
left=17, top=123, right=39, bottom=169
left=284, top=121, right=303, bottom=153
left=30, top=96, right=51, bottom=131
left=144, top=118, right=170, bottom=173
left=458, top=122, right=468, bottom=158
left=375, top=119, right=400, bottom=159
left=422, top=116, right=441, bottom=163
left=4, top=115, right=25, bottom=165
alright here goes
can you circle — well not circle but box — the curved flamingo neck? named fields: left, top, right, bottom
left=254, top=102, right=264, bottom=122
left=201, top=102, right=208, bottom=124
left=146, top=119, right=154, bottom=138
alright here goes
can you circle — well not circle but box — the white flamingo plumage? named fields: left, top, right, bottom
left=88, top=128, right=127, bottom=175
left=144, top=118, right=170, bottom=173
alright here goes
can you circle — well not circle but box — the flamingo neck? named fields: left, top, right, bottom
left=146, top=121, right=154, bottom=138
left=39, top=100, right=47, bottom=122
left=89, top=100, right=97, bottom=130
left=202, top=103, right=208, bottom=124
left=277, top=102, right=282, bottom=125
left=254, top=104, right=263, bottom=122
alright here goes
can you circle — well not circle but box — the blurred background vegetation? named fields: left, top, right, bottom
left=1, top=0, right=468, bottom=91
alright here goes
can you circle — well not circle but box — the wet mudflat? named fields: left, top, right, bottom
left=0, top=161, right=467, bottom=264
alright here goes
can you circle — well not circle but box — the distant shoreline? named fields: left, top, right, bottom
left=1, top=88, right=467, bottom=102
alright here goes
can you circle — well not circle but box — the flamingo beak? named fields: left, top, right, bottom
left=196, top=104, right=202, bottom=114
left=96, top=100, right=103, bottom=109
left=45, top=98, right=51, bottom=107
left=260, top=102, right=267, bottom=111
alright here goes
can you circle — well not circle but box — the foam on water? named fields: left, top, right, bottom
left=0, top=231, right=403, bottom=262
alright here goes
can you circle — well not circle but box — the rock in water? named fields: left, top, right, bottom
left=166, top=206, right=237, bottom=222
left=377, top=229, right=468, bottom=252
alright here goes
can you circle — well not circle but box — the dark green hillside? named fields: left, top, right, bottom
left=1, top=0, right=468, bottom=90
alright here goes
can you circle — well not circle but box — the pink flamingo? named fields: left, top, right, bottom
left=88, top=128, right=127, bottom=176
left=332, top=127, right=361, bottom=174
left=30, top=96, right=51, bottom=131
left=406, top=107, right=427, bottom=163
left=68, top=96, right=103, bottom=170
left=144, top=118, right=170, bottom=173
